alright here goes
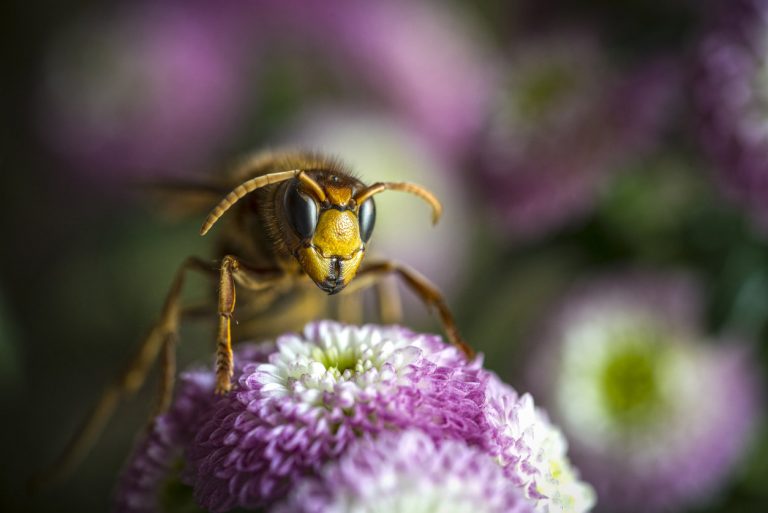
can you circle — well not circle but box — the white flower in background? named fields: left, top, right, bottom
left=529, top=273, right=760, bottom=512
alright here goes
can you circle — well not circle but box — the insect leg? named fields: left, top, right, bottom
left=153, top=323, right=177, bottom=416
left=375, top=277, right=402, bottom=324
left=336, top=290, right=364, bottom=324
left=34, top=257, right=217, bottom=488
left=355, top=260, right=475, bottom=358
left=338, top=275, right=402, bottom=324
left=215, top=256, right=284, bottom=393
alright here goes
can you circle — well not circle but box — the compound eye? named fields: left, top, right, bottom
left=284, top=180, right=318, bottom=239
left=358, top=198, right=376, bottom=242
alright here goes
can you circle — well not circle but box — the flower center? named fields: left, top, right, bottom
left=599, top=343, right=661, bottom=424
left=310, top=345, right=360, bottom=376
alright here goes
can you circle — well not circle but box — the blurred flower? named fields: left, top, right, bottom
left=478, top=32, right=675, bottom=240
left=259, top=0, right=494, bottom=159
left=322, top=0, right=494, bottom=159
left=40, top=0, right=493, bottom=181
left=695, top=0, right=768, bottom=226
left=274, top=429, right=535, bottom=513
left=40, top=2, right=245, bottom=179
left=286, top=109, right=471, bottom=302
left=528, top=273, right=760, bottom=512
left=114, top=321, right=594, bottom=513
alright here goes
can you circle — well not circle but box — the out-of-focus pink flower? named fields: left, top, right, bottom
left=478, top=32, right=676, bottom=240
left=326, top=0, right=494, bottom=159
left=253, top=0, right=495, bottom=160
left=527, top=272, right=761, bottom=513
left=41, top=0, right=494, bottom=183
left=695, top=0, right=768, bottom=226
left=40, top=2, right=246, bottom=180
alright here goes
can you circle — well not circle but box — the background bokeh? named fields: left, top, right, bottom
left=3, top=0, right=768, bottom=511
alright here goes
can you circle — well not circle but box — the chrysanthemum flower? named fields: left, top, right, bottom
left=478, top=32, right=674, bottom=239
left=114, top=322, right=595, bottom=513
left=186, top=322, right=489, bottom=511
left=695, top=0, right=768, bottom=225
left=274, top=429, right=535, bottom=513
left=528, top=273, right=760, bottom=512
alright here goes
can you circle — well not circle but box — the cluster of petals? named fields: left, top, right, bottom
left=484, top=376, right=597, bottom=513
left=114, top=321, right=595, bottom=513
left=114, top=343, right=276, bottom=513
left=274, top=429, right=535, bottom=513
left=186, top=322, right=489, bottom=510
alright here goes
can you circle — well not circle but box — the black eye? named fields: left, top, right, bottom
left=358, top=198, right=376, bottom=242
left=284, top=180, right=318, bottom=239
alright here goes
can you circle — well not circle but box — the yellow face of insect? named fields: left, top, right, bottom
left=296, top=209, right=365, bottom=294
left=284, top=179, right=376, bottom=295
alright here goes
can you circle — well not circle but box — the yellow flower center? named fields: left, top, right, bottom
left=599, top=343, right=661, bottom=424
left=311, top=345, right=360, bottom=376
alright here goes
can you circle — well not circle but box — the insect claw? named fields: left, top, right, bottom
left=214, top=380, right=232, bottom=395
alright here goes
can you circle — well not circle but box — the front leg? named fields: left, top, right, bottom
left=354, top=259, right=475, bottom=359
left=216, top=255, right=285, bottom=393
